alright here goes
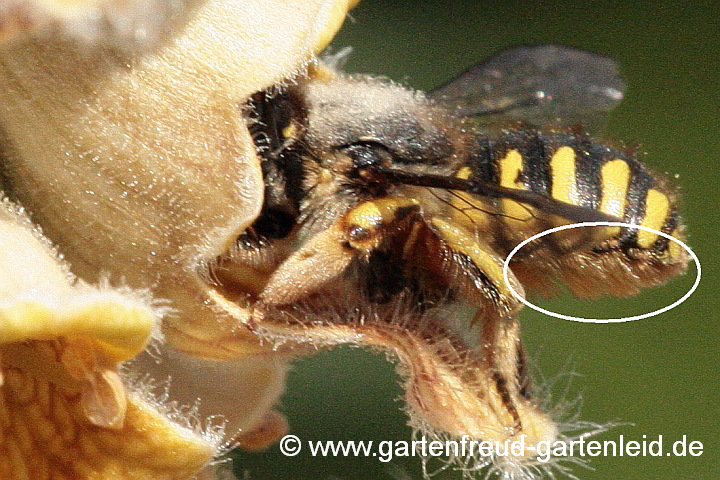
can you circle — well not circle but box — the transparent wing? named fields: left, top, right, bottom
left=428, top=45, right=626, bottom=130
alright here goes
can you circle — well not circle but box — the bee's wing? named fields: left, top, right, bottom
left=428, top=45, right=626, bottom=130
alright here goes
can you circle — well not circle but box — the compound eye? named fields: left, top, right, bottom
left=342, top=141, right=393, bottom=181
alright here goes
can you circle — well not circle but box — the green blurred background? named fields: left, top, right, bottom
left=235, top=1, right=718, bottom=478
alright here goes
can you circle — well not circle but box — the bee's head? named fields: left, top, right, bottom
left=245, top=73, right=473, bottom=242
left=301, top=75, right=460, bottom=168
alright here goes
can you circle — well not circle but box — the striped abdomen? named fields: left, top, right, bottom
left=452, top=129, right=688, bottom=298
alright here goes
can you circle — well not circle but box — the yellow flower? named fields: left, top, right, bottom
left=0, top=1, right=358, bottom=479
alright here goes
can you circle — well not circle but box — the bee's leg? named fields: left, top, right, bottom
left=410, top=217, right=533, bottom=425
left=255, top=201, right=556, bottom=464
left=409, top=217, right=559, bottom=463
left=259, top=197, right=422, bottom=305
left=417, top=216, right=525, bottom=319
left=258, top=220, right=355, bottom=305
left=252, top=301, right=556, bottom=464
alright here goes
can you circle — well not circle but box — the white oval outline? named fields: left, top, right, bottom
left=502, top=222, right=701, bottom=323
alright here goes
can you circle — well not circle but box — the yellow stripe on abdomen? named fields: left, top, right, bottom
left=499, top=150, right=533, bottom=224
left=599, top=159, right=631, bottom=237
left=667, top=227, right=687, bottom=261
left=550, top=146, right=577, bottom=205
left=548, top=146, right=579, bottom=233
left=637, top=189, right=670, bottom=248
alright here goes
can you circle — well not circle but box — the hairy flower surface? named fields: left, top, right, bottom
left=0, top=1, right=357, bottom=478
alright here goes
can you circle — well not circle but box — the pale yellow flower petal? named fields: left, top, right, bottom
left=0, top=0, right=359, bottom=53
left=0, top=0, right=360, bottom=358
left=0, top=198, right=155, bottom=363
left=0, top=1, right=358, bottom=478
left=0, top=200, right=216, bottom=478
left=1, top=343, right=217, bottom=480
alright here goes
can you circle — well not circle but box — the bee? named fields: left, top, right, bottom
left=0, top=5, right=690, bottom=472
left=215, top=45, right=689, bottom=474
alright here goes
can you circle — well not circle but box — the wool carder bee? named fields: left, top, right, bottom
left=211, top=45, right=690, bottom=474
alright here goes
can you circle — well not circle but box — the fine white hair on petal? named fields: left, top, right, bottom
left=92, top=273, right=173, bottom=347
left=120, top=366, right=228, bottom=454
